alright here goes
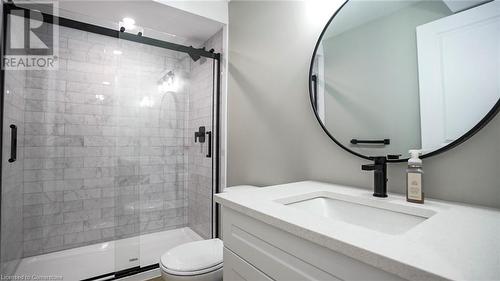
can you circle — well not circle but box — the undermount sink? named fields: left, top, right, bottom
left=277, top=192, right=436, bottom=235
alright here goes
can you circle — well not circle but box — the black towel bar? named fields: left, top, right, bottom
left=350, top=138, right=390, bottom=145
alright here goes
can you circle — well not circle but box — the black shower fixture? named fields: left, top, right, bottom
left=188, top=46, right=206, bottom=62
left=120, top=26, right=125, bottom=32
left=189, top=52, right=201, bottom=62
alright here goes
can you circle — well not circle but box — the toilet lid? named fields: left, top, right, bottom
left=160, top=239, right=223, bottom=273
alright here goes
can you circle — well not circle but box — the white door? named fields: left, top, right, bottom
left=416, top=0, right=500, bottom=152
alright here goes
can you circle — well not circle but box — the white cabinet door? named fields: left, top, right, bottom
left=224, top=247, right=273, bottom=281
left=417, top=1, right=500, bottom=152
left=222, top=207, right=406, bottom=281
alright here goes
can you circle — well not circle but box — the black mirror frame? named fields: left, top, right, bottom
left=308, top=0, right=500, bottom=163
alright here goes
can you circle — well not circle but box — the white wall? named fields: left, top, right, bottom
left=227, top=1, right=500, bottom=209
left=155, top=0, right=228, bottom=24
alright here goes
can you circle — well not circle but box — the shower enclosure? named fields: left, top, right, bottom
left=0, top=3, right=221, bottom=280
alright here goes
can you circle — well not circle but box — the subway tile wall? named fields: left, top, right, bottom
left=16, top=25, right=219, bottom=257
left=187, top=30, right=223, bottom=239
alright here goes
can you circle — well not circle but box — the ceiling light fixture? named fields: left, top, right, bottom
left=122, top=17, right=136, bottom=30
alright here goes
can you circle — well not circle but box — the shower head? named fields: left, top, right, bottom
left=158, top=71, right=175, bottom=84
left=187, top=46, right=208, bottom=62
left=158, top=70, right=177, bottom=93
left=188, top=52, right=201, bottom=62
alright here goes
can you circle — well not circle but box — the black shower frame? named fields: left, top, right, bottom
left=308, top=0, right=500, bottom=163
left=0, top=3, right=222, bottom=280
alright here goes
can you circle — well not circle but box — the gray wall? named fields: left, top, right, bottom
left=323, top=1, right=451, bottom=157
left=227, top=1, right=500, bottom=209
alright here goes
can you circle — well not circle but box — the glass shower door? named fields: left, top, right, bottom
left=1, top=4, right=219, bottom=280
left=186, top=52, right=217, bottom=240
left=112, top=26, right=219, bottom=271
left=1, top=65, right=26, bottom=277
left=1, top=13, right=125, bottom=278
left=112, top=36, right=142, bottom=273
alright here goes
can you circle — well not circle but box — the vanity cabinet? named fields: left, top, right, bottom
left=224, top=247, right=272, bottom=281
left=222, top=207, right=405, bottom=281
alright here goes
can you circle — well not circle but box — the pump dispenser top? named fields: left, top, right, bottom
left=408, top=150, right=422, bottom=166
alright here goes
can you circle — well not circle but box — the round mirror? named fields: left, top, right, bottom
left=309, top=0, right=500, bottom=162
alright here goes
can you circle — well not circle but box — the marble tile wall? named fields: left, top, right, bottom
left=20, top=25, right=191, bottom=257
left=186, top=29, right=223, bottom=239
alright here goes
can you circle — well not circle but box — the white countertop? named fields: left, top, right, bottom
left=215, top=181, right=500, bottom=281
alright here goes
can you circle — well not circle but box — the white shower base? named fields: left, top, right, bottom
left=15, top=227, right=202, bottom=281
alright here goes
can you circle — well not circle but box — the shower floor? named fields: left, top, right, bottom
left=15, top=227, right=202, bottom=280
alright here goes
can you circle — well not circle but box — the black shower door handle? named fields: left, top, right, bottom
left=8, top=124, right=17, bottom=163
left=206, top=131, right=212, bottom=158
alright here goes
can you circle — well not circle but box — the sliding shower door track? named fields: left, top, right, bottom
left=2, top=2, right=220, bottom=60
left=81, top=263, right=160, bottom=281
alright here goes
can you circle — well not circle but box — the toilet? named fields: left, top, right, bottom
left=160, top=238, right=223, bottom=281
left=160, top=187, right=257, bottom=280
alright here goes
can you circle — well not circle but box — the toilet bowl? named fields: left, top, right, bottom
left=160, top=238, right=223, bottom=281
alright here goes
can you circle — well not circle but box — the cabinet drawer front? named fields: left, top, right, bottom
left=224, top=247, right=273, bottom=281
left=222, top=207, right=405, bottom=281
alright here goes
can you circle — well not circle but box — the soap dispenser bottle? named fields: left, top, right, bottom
left=407, top=150, right=424, bottom=204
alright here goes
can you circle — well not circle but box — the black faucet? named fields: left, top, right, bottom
left=361, top=155, right=400, bottom=198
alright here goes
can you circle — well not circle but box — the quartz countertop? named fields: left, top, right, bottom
left=215, top=181, right=500, bottom=281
